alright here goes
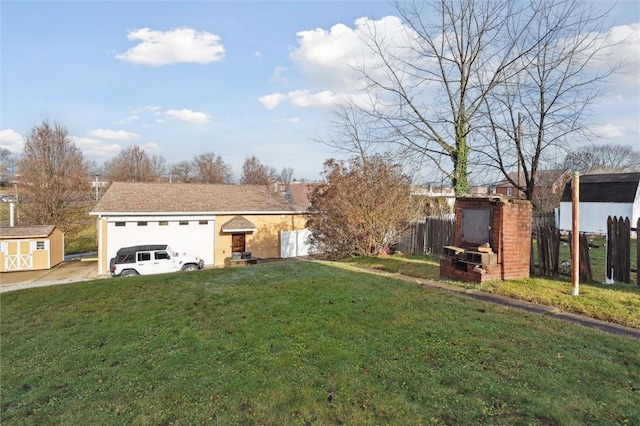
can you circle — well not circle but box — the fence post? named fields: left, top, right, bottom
left=637, top=218, right=640, bottom=287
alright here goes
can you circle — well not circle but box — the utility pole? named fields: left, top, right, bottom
left=571, top=172, right=580, bottom=296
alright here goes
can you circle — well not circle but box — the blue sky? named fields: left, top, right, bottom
left=1, top=0, right=638, bottom=182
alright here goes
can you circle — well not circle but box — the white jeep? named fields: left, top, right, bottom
left=110, top=244, right=204, bottom=277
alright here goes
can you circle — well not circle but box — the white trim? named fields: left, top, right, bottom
left=221, top=228, right=257, bottom=233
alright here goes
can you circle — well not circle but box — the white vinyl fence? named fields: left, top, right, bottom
left=281, top=229, right=316, bottom=258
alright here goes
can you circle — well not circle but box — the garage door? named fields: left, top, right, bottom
left=106, top=218, right=215, bottom=265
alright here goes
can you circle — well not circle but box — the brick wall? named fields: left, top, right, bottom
left=441, top=197, right=532, bottom=282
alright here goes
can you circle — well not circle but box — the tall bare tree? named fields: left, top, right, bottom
left=563, top=144, right=640, bottom=174
left=351, top=0, right=545, bottom=195
left=170, top=160, right=196, bottom=183
left=240, top=155, right=276, bottom=186
left=341, top=0, right=618, bottom=196
left=479, top=0, right=620, bottom=201
left=306, top=155, right=420, bottom=259
left=104, top=145, right=158, bottom=182
left=16, top=121, right=90, bottom=237
left=193, top=152, right=232, bottom=184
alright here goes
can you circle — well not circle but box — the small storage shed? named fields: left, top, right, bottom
left=558, top=172, right=640, bottom=234
left=0, top=225, right=65, bottom=272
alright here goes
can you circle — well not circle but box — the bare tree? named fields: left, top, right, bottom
left=151, top=154, right=168, bottom=180
left=240, top=155, right=276, bottom=186
left=562, top=144, right=640, bottom=174
left=104, top=145, right=158, bottom=182
left=193, top=152, right=232, bottom=184
left=479, top=0, right=620, bottom=201
left=307, top=155, right=420, bottom=259
left=170, top=161, right=196, bottom=183
left=280, top=167, right=294, bottom=191
left=0, top=148, right=16, bottom=187
left=351, top=0, right=547, bottom=195
left=16, top=121, right=91, bottom=238
left=341, top=0, right=618, bottom=197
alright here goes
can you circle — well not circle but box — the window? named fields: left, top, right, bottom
left=137, top=221, right=148, bottom=226
left=155, top=251, right=170, bottom=260
left=159, top=221, right=168, bottom=226
left=115, top=222, right=126, bottom=227
left=179, top=221, right=189, bottom=225
left=507, top=188, right=513, bottom=197
left=36, top=241, right=45, bottom=250
left=137, top=252, right=151, bottom=262
left=199, top=220, right=208, bottom=225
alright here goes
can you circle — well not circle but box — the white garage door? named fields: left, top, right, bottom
left=106, top=217, right=215, bottom=265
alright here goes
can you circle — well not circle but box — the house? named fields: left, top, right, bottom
left=90, top=182, right=307, bottom=275
left=558, top=172, right=640, bottom=234
left=491, top=170, right=570, bottom=199
left=0, top=225, right=64, bottom=272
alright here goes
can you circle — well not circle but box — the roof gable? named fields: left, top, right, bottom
left=91, top=182, right=305, bottom=214
left=560, top=172, right=640, bottom=203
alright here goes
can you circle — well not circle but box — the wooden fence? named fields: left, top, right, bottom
left=606, top=216, right=639, bottom=285
left=398, top=217, right=455, bottom=256
left=532, top=226, right=593, bottom=281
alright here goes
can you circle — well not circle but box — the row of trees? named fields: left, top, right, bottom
left=99, top=146, right=291, bottom=186
left=1, top=121, right=294, bottom=239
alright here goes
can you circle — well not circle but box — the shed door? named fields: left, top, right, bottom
left=5, top=240, right=33, bottom=271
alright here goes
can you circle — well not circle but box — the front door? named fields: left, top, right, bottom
left=232, top=234, right=246, bottom=253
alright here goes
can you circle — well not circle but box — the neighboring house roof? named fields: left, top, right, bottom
left=90, top=182, right=305, bottom=215
left=560, top=172, right=640, bottom=203
left=221, top=216, right=258, bottom=233
left=284, top=182, right=317, bottom=208
left=0, top=225, right=56, bottom=238
left=494, top=169, right=570, bottom=189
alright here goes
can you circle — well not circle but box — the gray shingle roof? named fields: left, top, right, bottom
left=0, top=225, right=56, bottom=238
left=560, top=172, right=640, bottom=203
left=91, top=182, right=305, bottom=214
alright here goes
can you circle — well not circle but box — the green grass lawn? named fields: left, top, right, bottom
left=2, top=261, right=639, bottom=425
left=343, top=253, right=640, bottom=329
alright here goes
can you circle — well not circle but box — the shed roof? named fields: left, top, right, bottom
left=0, top=225, right=56, bottom=239
left=91, top=182, right=306, bottom=215
left=560, top=172, right=640, bottom=203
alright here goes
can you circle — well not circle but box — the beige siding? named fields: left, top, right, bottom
left=214, top=213, right=306, bottom=266
left=49, top=228, right=65, bottom=267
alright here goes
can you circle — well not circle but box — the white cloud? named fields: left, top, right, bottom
left=289, top=90, right=338, bottom=108
left=601, top=23, right=640, bottom=86
left=89, top=129, right=140, bottom=140
left=259, top=93, right=287, bottom=110
left=590, top=123, right=625, bottom=139
left=260, top=16, right=420, bottom=111
left=115, top=27, right=225, bottom=66
left=165, top=109, right=210, bottom=123
left=117, top=115, right=140, bottom=124
left=72, top=137, right=123, bottom=160
left=0, top=129, right=24, bottom=153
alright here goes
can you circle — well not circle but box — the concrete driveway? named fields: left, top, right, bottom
left=0, top=259, right=101, bottom=293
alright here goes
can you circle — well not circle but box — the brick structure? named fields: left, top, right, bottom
left=440, top=197, right=532, bottom=283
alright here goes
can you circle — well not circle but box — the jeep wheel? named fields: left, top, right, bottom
left=182, top=264, right=198, bottom=272
left=121, top=270, right=139, bottom=277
